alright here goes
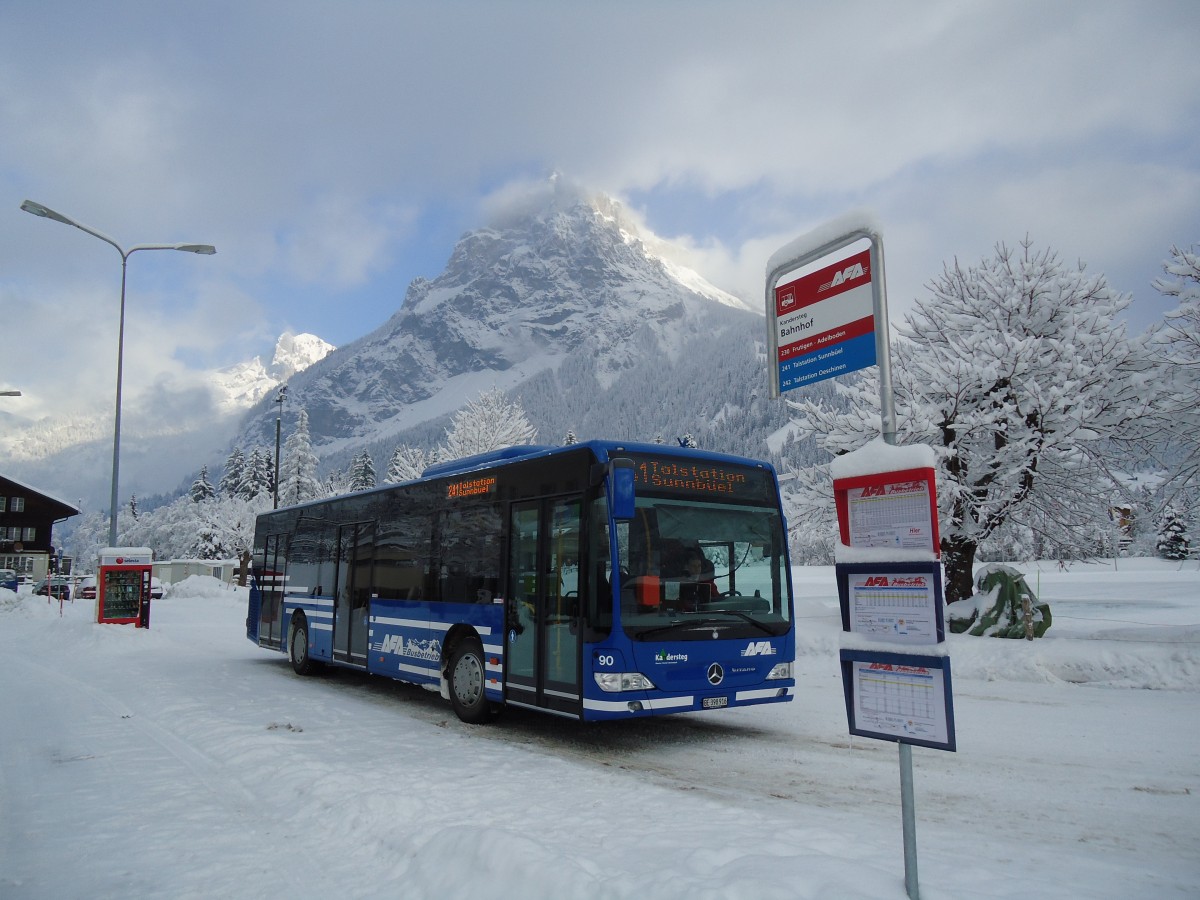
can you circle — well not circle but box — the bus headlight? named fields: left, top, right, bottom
left=594, top=672, right=656, bottom=692
left=766, top=662, right=793, bottom=680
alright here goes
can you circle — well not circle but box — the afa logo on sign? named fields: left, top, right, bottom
left=818, top=261, right=867, bottom=293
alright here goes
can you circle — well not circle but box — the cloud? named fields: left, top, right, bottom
left=2, top=0, right=1198, bottom=438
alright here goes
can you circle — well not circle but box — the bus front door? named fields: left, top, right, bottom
left=333, top=522, right=374, bottom=666
left=506, top=497, right=582, bottom=717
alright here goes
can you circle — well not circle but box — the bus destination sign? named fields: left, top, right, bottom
left=628, top=455, right=771, bottom=503
left=446, top=475, right=497, bottom=499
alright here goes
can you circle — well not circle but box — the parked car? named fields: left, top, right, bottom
left=151, top=577, right=164, bottom=600
left=1, top=569, right=18, bottom=592
left=34, top=576, right=72, bottom=600
left=77, top=575, right=98, bottom=600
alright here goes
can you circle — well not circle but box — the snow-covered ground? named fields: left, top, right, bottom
left=1, top=559, right=1197, bottom=899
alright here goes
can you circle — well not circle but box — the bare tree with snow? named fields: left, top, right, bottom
left=441, top=387, right=537, bottom=461
left=1137, top=243, right=1200, bottom=503
left=386, top=445, right=429, bottom=483
left=787, top=239, right=1155, bottom=602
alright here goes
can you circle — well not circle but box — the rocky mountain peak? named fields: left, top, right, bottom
left=239, top=184, right=758, bottom=456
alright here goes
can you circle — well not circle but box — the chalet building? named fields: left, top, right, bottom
left=0, top=474, right=80, bottom=582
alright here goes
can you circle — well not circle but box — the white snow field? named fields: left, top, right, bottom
left=1, top=559, right=1197, bottom=899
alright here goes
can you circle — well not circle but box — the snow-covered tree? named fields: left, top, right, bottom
left=278, top=410, right=323, bottom=506
left=128, top=495, right=139, bottom=519
left=324, top=470, right=347, bottom=497
left=190, top=466, right=215, bottom=503
left=787, top=239, right=1154, bottom=602
left=1156, top=505, right=1191, bottom=560
left=219, top=448, right=246, bottom=498
left=348, top=450, right=376, bottom=492
left=678, top=434, right=698, bottom=449
left=194, top=494, right=271, bottom=582
left=441, top=387, right=537, bottom=461
left=1143, top=243, right=1200, bottom=499
left=563, top=430, right=578, bottom=445
left=386, top=445, right=429, bottom=483
left=241, top=449, right=274, bottom=500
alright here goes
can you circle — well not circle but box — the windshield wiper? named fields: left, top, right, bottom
left=633, top=611, right=776, bottom=640
left=700, top=610, right=777, bottom=636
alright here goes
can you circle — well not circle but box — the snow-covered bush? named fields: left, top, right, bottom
left=947, top=564, right=1052, bottom=638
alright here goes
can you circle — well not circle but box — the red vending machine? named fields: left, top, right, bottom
left=97, top=547, right=154, bottom=628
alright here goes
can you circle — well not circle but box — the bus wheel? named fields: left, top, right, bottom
left=448, top=638, right=491, bottom=724
left=289, top=615, right=319, bottom=676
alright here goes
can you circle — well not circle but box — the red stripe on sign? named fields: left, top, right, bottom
left=775, top=248, right=872, bottom=316
left=778, top=314, right=875, bottom=361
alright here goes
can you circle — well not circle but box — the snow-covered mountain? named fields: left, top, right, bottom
left=2, top=332, right=333, bottom=509
left=210, top=332, right=335, bottom=414
left=233, top=180, right=823, bottom=473
left=11, top=179, right=830, bottom=513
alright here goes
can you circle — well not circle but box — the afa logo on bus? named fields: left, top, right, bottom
left=741, top=641, right=778, bottom=657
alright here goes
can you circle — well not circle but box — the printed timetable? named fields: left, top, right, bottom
left=848, top=571, right=939, bottom=646
left=849, top=659, right=950, bottom=747
left=846, top=478, right=933, bottom=549
left=836, top=563, right=947, bottom=646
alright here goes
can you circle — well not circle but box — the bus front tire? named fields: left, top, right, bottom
left=289, top=615, right=319, bottom=676
left=448, top=638, right=492, bottom=724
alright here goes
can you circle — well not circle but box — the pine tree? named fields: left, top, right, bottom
left=219, top=448, right=246, bottom=498
left=348, top=450, right=376, bottom=492
left=190, top=465, right=215, bottom=503
left=241, top=449, right=274, bottom=500
left=563, top=431, right=578, bottom=445
left=1156, top=506, right=1191, bottom=560
left=678, top=434, right=698, bottom=449
left=279, top=410, right=323, bottom=505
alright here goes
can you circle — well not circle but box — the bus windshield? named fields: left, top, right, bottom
left=616, top=494, right=791, bottom=641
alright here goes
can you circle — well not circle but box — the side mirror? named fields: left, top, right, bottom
left=610, top=458, right=636, bottom=521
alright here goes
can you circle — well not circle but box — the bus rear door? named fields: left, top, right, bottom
left=332, top=522, right=374, bottom=666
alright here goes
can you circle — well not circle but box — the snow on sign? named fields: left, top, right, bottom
left=772, top=248, right=876, bottom=393
left=833, top=467, right=939, bottom=553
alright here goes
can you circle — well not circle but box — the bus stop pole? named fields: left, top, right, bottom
left=899, top=743, right=919, bottom=899
left=870, top=234, right=919, bottom=900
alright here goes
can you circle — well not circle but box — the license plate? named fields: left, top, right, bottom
left=702, top=696, right=728, bottom=709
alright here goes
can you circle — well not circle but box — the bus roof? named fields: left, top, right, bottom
left=270, top=439, right=778, bottom=515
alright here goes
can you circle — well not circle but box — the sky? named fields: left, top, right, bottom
left=2, top=560, right=1197, bottom=897
left=2, top=0, right=1198, bottom=428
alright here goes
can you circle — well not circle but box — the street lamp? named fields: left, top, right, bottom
left=273, top=385, right=287, bottom=509
left=21, top=200, right=215, bottom=546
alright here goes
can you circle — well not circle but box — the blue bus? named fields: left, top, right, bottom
left=247, top=440, right=795, bottom=722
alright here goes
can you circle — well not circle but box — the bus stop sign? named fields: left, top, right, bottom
left=765, top=214, right=892, bottom=400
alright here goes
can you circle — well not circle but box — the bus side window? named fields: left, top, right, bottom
left=436, top=504, right=502, bottom=604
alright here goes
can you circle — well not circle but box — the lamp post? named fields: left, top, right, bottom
left=21, top=200, right=215, bottom=546
left=273, top=385, right=287, bottom=509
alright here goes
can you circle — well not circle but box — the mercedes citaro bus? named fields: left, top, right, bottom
left=247, top=441, right=795, bottom=722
